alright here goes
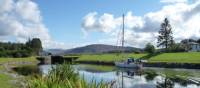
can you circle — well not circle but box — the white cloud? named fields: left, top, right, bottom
left=0, top=0, right=67, bottom=49
left=82, top=12, right=121, bottom=33
left=82, top=0, right=200, bottom=48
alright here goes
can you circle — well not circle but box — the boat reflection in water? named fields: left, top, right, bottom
left=39, top=65, right=200, bottom=88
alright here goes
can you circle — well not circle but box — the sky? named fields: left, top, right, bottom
left=0, top=0, right=200, bottom=49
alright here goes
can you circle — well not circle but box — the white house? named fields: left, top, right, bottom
left=189, top=42, right=200, bottom=52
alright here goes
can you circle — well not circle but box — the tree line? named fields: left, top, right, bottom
left=0, top=38, right=42, bottom=58
left=144, top=18, right=200, bottom=54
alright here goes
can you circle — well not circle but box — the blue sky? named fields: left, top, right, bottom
left=35, top=0, right=163, bottom=46
left=0, top=0, right=200, bottom=49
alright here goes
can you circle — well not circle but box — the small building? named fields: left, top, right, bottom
left=189, top=42, right=200, bottom=52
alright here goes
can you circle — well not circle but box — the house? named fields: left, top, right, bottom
left=189, top=42, right=200, bottom=52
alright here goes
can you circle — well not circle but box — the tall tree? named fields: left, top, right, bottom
left=26, top=38, right=42, bottom=55
left=157, top=18, right=174, bottom=50
left=31, top=38, right=43, bottom=55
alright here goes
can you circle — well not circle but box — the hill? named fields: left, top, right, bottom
left=47, top=44, right=142, bottom=55
left=64, top=44, right=142, bottom=54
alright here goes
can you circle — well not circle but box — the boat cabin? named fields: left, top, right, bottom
left=127, top=58, right=140, bottom=63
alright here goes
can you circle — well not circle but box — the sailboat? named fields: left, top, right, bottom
left=114, top=14, right=143, bottom=69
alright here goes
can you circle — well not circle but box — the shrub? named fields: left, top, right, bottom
left=144, top=43, right=155, bottom=54
left=27, top=63, right=112, bottom=88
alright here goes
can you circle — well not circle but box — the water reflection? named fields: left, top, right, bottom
left=39, top=64, right=200, bottom=88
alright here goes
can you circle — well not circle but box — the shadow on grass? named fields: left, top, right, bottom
left=12, top=65, right=39, bottom=76
left=140, top=52, right=162, bottom=60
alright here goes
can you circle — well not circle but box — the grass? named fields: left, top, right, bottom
left=78, top=53, right=147, bottom=62
left=0, top=56, right=37, bottom=64
left=0, top=56, right=37, bottom=88
left=77, top=52, right=200, bottom=63
left=149, top=52, right=200, bottom=63
left=0, top=73, right=14, bottom=88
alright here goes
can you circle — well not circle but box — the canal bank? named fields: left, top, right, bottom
left=76, top=61, right=200, bottom=69
left=36, top=55, right=200, bottom=69
left=39, top=64, right=200, bottom=88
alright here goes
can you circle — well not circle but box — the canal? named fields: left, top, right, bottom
left=39, top=64, right=200, bottom=88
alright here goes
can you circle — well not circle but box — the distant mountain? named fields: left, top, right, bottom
left=46, top=44, right=142, bottom=55
left=64, top=44, right=142, bottom=54
left=46, top=49, right=66, bottom=55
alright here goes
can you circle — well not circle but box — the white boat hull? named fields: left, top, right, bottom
left=115, top=62, right=142, bottom=68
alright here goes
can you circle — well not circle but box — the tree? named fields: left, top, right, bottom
left=157, top=18, right=174, bottom=50
left=197, top=39, right=200, bottom=44
left=144, top=43, right=155, bottom=54
left=30, top=38, right=43, bottom=55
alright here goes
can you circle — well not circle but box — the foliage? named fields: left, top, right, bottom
left=27, top=63, right=112, bottom=88
left=0, top=38, right=42, bottom=57
left=144, top=43, right=155, bottom=54
left=166, top=43, right=185, bottom=52
left=26, top=38, right=42, bottom=55
left=157, top=18, right=174, bottom=50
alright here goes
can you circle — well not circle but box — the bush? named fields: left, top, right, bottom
left=27, top=63, right=112, bottom=88
left=166, top=43, right=185, bottom=52
left=144, top=43, right=155, bottom=54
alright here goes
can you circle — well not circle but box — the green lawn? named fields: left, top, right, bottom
left=0, top=57, right=36, bottom=64
left=77, top=52, right=200, bottom=63
left=78, top=53, right=147, bottom=62
left=149, top=52, right=200, bottom=63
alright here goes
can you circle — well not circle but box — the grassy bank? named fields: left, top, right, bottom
left=77, top=53, right=147, bottom=62
left=149, top=52, right=200, bottom=63
left=0, top=57, right=37, bottom=88
left=0, top=73, right=14, bottom=88
left=77, top=52, right=200, bottom=63
left=0, top=57, right=37, bottom=64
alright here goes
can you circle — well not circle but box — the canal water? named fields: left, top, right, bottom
left=39, top=64, right=200, bottom=88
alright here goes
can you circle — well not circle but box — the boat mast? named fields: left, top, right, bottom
left=121, top=14, right=125, bottom=88
left=122, top=14, right=125, bottom=53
